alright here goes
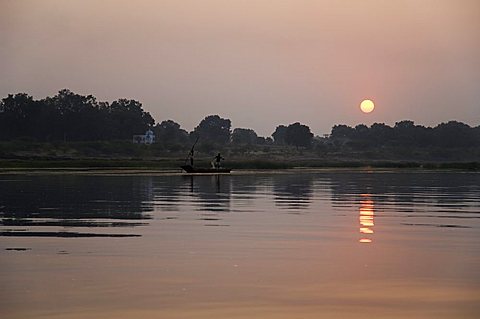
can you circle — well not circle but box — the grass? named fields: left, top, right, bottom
left=0, top=140, right=479, bottom=171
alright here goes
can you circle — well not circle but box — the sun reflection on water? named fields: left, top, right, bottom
left=359, top=194, right=374, bottom=243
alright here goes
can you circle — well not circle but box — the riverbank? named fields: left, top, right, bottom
left=0, top=158, right=478, bottom=173
left=1, top=140, right=479, bottom=172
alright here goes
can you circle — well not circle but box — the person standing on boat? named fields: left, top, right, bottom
left=214, top=153, right=224, bottom=168
left=186, top=148, right=195, bottom=167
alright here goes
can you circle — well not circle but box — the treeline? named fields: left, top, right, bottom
left=0, top=90, right=314, bottom=149
left=0, top=90, right=154, bottom=141
left=1, top=90, right=479, bottom=151
left=330, top=121, right=480, bottom=148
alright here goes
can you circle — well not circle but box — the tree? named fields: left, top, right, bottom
left=0, top=89, right=157, bottom=142
left=153, top=120, right=189, bottom=146
left=285, top=122, right=313, bottom=148
left=272, top=125, right=287, bottom=145
left=433, top=121, right=474, bottom=147
left=393, top=120, right=416, bottom=143
left=392, top=120, right=434, bottom=147
left=108, top=98, right=155, bottom=140
left=474, top=126, right=480, bottom=146
left=370, top=123, right=394, bottom=145
left=330, top=124, right=355, bottom=139
left=231, top=128, right=258, bottom=145
left=354, top=124, right=369, bottom=139
left=42, top=89, right=110, bottom=141
left=193, top=115, right=231, bottom=145
left=0, top=93, right=37, bottom=140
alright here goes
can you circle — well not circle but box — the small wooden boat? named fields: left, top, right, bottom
left=180, top=137, right=231, bottom=173
left=181, top=165, right=231, bottom=174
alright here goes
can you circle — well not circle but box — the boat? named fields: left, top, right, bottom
left=180, top=136, right=231, bottom=174
left=180, top=164, right=231, bottom=174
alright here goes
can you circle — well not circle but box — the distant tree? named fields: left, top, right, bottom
left=108, top=98, right=155, bottom=140
left=231, top=128, right=258, bottom=145
left=370, top=123, right=394, bottom=145
left=43, top=89, right=109, bottom=141
left=354, top=124, right=369, bottom=139
left=474, top=126, right=480, bottom=146
left=433, top=121, right=474, bottom=147
left=256, top=136, right=269, bottom=145
left=392, top=120, right=435, bottom=147
left=153, top=120, right=189, bottom=146
left=0, top=93, right=38, bottom=140
left=394, top=120, right=415, bottom=130
left=392, top=120, right=416, bottom=146
left=193, top=115, right=231, bottom=145
left=0, top=90, right=154, bottom=142
left=272, top=125, right=287, bottom=145
left=330, top=124, right=355, bottom=139
left=285, top=122, right=313, bottom=148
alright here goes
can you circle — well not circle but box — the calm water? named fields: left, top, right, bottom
left=1, top=170, right=480, bottom=318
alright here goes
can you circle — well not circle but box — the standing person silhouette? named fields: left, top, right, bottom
left=214, top=153, right=224, bottom=168
left=189, top=150, right=194, bottom=167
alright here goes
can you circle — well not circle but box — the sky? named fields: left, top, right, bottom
left=1, top=0, right=479, bottom=136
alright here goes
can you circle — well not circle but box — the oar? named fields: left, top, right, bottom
left=184, top=135, right=200, bottom=165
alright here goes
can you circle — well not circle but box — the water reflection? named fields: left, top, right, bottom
left=359, top=194, right=375, bottom=243
left=0, top=175, right=154, bottom=237
left=0, top=175, right=154, bottom=220
left=188, top=175, right=232, bottom=212
left=273, top=174, right=314, bottom=210
left=1, top=171, right=479, bottom=239
left=329, top=171, right=480, bottom=224
left=2, top=171, right=480, bottom=319
left=152, top=175, right=189, bottom=212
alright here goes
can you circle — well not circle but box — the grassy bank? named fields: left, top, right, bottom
left=0, top=140, right=479, bottom=171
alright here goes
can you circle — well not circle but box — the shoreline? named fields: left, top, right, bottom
left=0, top=159, right=478, bottom=175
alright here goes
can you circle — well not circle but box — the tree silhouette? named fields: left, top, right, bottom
left=232, top=128, right=258, bottom=145
left=331, top=124, right=355, bottom=139
left=433, top=121, right=475, bottom=147
left=153, top=120, right=189, bottom=146
left=285, top=122, right=313, bottom=148
left=0, top=90, right=154, bottom=142
left=108, top=99, right=154, bottom=140
left=272, top=125, right=287, bottom=145
left=370, top=123, right=394, bottom=144
left=193, top=115, right=231, bottom=145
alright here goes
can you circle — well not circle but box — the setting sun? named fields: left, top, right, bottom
left=360, top=99, right=375, bottom=113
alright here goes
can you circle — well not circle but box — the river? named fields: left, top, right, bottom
left=1, top=170, right=479, bottom=318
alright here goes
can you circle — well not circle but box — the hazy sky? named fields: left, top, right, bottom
left=1, top=0, right=479, bottom=136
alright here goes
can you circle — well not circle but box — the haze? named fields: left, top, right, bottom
left=1, top=0, right=479, bottom=136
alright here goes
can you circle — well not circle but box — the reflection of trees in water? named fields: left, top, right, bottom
left=152, top=176, right=190, bottom=212
left=329, top=172, right=480, bottom=212
left=189, top=175, right=232, bottom=212
left=230, top=175, right=259, bottom=198
left=0, top=175, right=154, bottom=220
left=230, top=175, right=268, bottom=212
left=155, top=175, right=264, bottom=213
left=273, top=174, right=314, bottom=210
left=151, top=175, right=259, bottom=214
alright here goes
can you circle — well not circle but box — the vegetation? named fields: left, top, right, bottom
left=1, top=89, right=479, bottom=170
left=330, top=120, right=480, bottom=149
left=0, top=90, right=154, bottom=141
left=192, top=115, right=231, bottom=146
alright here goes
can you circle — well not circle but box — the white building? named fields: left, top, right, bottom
left=133, top=129, right=155, bottom=144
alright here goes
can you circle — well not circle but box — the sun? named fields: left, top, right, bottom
left=360, top=99, right=375, bottom=113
